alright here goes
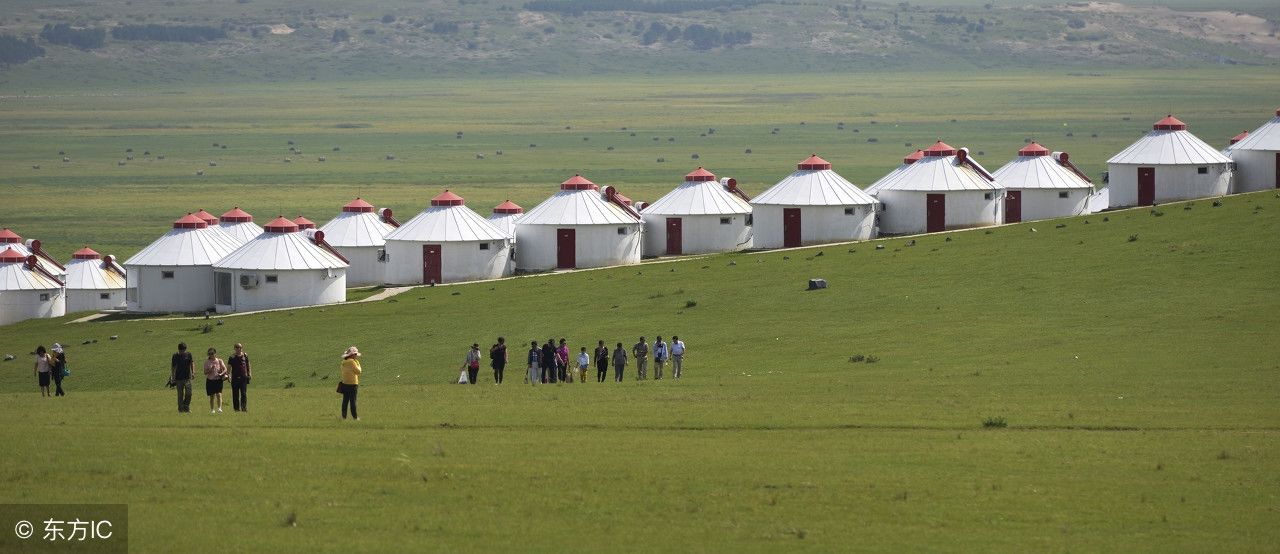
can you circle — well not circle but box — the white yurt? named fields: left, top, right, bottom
left=641, top=167, right=753, bottom=256
left=194, top=209, right=242, bottom=246
left=1227, top=108, right=1280, bottom=193
left=488, top=200, right=524, bottom=239
left=750, top=155, right=880, bottom=248
left=218, top=207, right=264, bottom=244
left=1106, top=115, right=1233, bottom=207
left=123, top=213, right=240, bottom=313
left=991, top=142, right=1095, bottom=223
left=384, top=191, right=513, bottom=284
left=515, top=174, right=643, bottom=270
left=865, top=141, right=1004, bottom=235
left=212, top=216, right=348, bottom=313
left=0, top=247, right=65, bottom=326
left=0, top=227, right=66, bottom=278
left=64, top=247, right=126, bottom=312
left=318, top=197, right=399, bottom=287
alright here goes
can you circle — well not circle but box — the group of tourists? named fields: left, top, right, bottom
left=167, top=342, right=252, bottom=414
left=465, top=335, right=687, bottom=385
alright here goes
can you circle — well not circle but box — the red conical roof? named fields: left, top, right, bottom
left=561, top=174, right=598, bottom=191
left=0, top=228, right=20, bottom=243
left=264, top=216, right=300, bottom=233
left=293, top=216, right=316, bottom=229
left=194, top=209, right=220, bottom=225
left=797, top=154, right=831, bottom=170
left=173, top=213, right=208, bottom=229
left=1018, top=142, right=1050, bottom=156
left=72, top=247, right=101, bottom=260
left=923, top=141, right=957, bottom=157
left=1153, top=115, right=1187, bottom=131
left=221, top=207, right=254, bottom=223
left=903, top=150, right=924, bottom=165
left=431, top=190, right=465, bottom=207
left=1230, top=130, right=1249, bottom=145
left=493, top=200, right=524, bottom=214
left=685, top=167, right=716, bottom=182
left=0, top=247, right=27, bottom=263
left=342, top=197, right=376, bottom=213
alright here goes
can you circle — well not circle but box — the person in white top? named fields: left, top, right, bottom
left=652, top=336, right=668, bottom=380
left=670, top=336, right=686, bottom=379
left=575, top=347, right=590, bottom=384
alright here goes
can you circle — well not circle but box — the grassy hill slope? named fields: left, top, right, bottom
left=0, top=192, right=1276, bottom=550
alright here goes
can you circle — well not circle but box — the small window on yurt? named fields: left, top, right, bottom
left=162, top=271, right=175, bottom=279
left=617, top=227, right=628, bottom=235
left=1059, top=191, right=1070, bottom=199
left=984, top=193, right=994, bottom=200
left=479, top=243, right=490, bottom=251
left=1197, top=167, right=1208, bottom=174
left=39, top=293, right=50, bottom=301
left=745, top=214, right=753, bottom=225
left=100, top=293, right=111, bottom=300
left=265, top=275, right=279, bottom=284
left=720, top=217, right=731, bottom=225
left=377, top=249, right=389, bottom=263
left=844, top=207, right=856, bottom=215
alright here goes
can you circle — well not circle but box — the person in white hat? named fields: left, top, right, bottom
left=50, top=343, right=67, bottom=397
left=339, top=346, right=362, bottom=420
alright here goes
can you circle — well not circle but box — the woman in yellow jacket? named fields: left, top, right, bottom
left=339, top=346, right=362, bottom=420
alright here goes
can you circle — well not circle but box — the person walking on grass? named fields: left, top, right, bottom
left=612, top=342, right=628, bottom=383
left=490, top=337, right=508, bottom=384
left=34, top=345, right=53, bottom=397
left=228, top=343, right=252, bottom=412
left=204, top=347, right=229, bottom=414
left=527, top=340, right=542, bottom=385
left=594, top=340, right=610, bottom=383
left=653, top=336, right=668, bottom=381
left=171, top=343, right=194, bottom=413
left=50, top=343, right=67, bottom=396
left=575, top=347, right=589, bottom=384
left=541, top=339, right=557, bottom=384
left=557, top=338, right=570, bottom=382
left=463, top=344, right=482, bottom=385
left=632, top=337, right=649, bottom=381
left=339, top=346, right=362, bottom=420
left=671, top=336, right=686, bottom=379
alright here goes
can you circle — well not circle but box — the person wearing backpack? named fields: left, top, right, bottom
left=227, top=343, right=252, bottom=412
left=462, top=344, right=482, bottom=385
left=50, top=343, right=68, bottom=396
left=170, top=343, right=195, bottom=413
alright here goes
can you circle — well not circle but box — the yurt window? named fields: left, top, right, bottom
left=720, top=217, right=732, bottom=225
left=984, top=193, right=994, bottom=200
left=479, top=243, right=490, bottom=251
left=377, top=249, right=389, bottom=263
left=1197, top=167, right=1208, bottom=174
left=265, top=275, right=279, bottom=284
left=100, top=293, right=111, bottom=300
left=844, top=207, right=856, bottom=215
left=617, top=227, right=628, bottom=235
left=1059, top=191, right=1070, bottom=198
left=162, top=271, right=175, bottom=279
left=745, top=214, right=753, bottom=225
left=39, top=293, right=50, bottom=301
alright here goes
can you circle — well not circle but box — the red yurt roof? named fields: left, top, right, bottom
left=264, top=216, right=301, bottom=233
left=194, top=209, right=220, bottom=225
left=220, top=207, right=254, bottom=222
left=903, top=150, right=924, bottom=165
left=923, top=141, right=957, bottom=157
left=1153, top=115, right=1187, bottom=131
left=173, top=213, right=208, bottom=229
left=293, top=216, right=316, bottom=229
left=0, top=247, right=26, bottom=263
left=1230, top=130, right=1249, bottom=145
left=1018, top=142, right=1051, bottom=156
left=431, top=190, right=465, bottom=207
left=0, top=228, right=20, bottom=243
left=561, top=174, right=599, bottom=191
left=685, top=167, right=717, bottom=182
left=493, top=200, right=524, bottom=214
left=342, top=197, right=376, bottom=213
left=72, top=247, right=101, bottom=260
left=797, top=154, right=831, bottom=170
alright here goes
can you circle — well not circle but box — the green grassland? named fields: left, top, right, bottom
left=3, top=69, right=1279, bottom=261
left=0, top=190, right=1278, bottom=551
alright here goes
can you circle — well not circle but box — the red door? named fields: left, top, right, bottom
left=665, top=218, right=683, bottom=256
left=926, top=194, right=946, bottom=233
left=783, top=208, right=801, bottom=248
left=1274, top=153, right=1279, bottom=189
left=556, top=228, right=575, bottom=269
left=1137, top=167, right=1155, bottom=206
left=422, top=244, right=442, bottom=284
left=1005, top=190, right=1022, bottom=224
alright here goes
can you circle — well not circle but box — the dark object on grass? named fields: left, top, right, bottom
left=875, top=244, right=885, bottom=250
left=3, top=354, right=14, bottom=361
left=1128, top=234, right=1139, bottom=242
left=807, top=278, right=827, bottom=290
left=945, top=237, right=952, bottom=242
left=1056, top=224, right=1066, bottom=228
left=982, top=416, right=1007, bottom=428
left=1212, top=200, right=1222, bottom=207
left=109, top=335, right=118, bottom=340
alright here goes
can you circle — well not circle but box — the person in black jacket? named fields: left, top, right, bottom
left=490, top=337, right=507, bottom=384
left=541, top=339, right=557, bottom=384
left=51, top=343, right=67, bottom=397
left=594, top=340, right=610, bottom=383
left=170, top=343, right=195, bottom=413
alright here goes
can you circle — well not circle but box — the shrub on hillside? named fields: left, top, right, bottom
left=0, top=34, right=45, bottom=65
left=111, top=24, right=226, bottom=43
left=332, top=29, right=350, bottom=42
left=40, top=23, right=106, bottom=50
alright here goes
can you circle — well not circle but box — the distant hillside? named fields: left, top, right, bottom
left=0, top=0, right=1277, bottom=87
